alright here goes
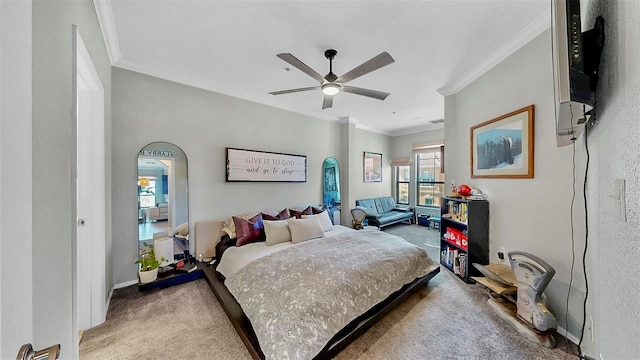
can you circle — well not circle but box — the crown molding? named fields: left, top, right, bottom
left=437, top=8, right=551, bottom=96
left=93, top=0, right=121, bottom=64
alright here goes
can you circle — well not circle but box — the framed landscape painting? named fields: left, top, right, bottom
left=363, top=152, right=382, bottom=182
left=470, top=105, right=534, bottom=178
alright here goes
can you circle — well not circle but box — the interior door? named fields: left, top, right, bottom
left=74, top=27, right=106, bottom=338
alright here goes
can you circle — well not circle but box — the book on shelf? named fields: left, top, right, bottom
left=458, top=254, right=467, bottom=278
left=453, top=254, right=460, bottom=275
left=441, top=246, right=459, bottom=269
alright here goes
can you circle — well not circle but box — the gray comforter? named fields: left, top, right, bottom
left=225, top=230, right=438, bottom=360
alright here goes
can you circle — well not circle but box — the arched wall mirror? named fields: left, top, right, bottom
left=137, top=142, right=189, bottom=261
left=322, top=157, right=341, bottom=224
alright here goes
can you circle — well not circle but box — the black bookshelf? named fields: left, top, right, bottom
left=439, top=197, right=489, bottom=283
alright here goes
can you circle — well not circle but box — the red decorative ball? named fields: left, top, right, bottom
left=457, top=184, right=472, bottom=196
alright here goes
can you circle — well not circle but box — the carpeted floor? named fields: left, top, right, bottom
left=383, top=223, right=441, bottom=260
left=81, top=224, right=579, bottom=359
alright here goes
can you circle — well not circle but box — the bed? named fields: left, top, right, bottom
left=195, top=218, right=440, bottom=360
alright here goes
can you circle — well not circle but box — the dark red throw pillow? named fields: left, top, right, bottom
left=289, top=206, right=313, bottom=219
left=277, top=208, right=291, bottom=219
left=262, top=208, right=290, bottom=221
left=261, top=212, right=280, bottom=221
left=311, top=206, right=325, bottom=214
left=233, top=214, right=264, bottom=246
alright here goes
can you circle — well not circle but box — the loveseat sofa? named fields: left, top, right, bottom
left=148, top=203, right=169, bottom=221
left=355, top=196, right=413, bottom=229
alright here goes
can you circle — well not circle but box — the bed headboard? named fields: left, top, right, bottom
left=194, top=219, right=225, bottom=259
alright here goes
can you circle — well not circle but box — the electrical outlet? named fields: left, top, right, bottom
left=499, top=247, right=506, bottom=262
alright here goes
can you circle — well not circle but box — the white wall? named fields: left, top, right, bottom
left=32, top=1, right=112, bottom=357
left=347, top=127, right=392, bottom=206
left=389, top=129, right=445, bottom=160
left=445, top=29, right=588, bottom=340
left=580, top=0, right=640, bottom=358
left=0, top=1, right=33, bottom=357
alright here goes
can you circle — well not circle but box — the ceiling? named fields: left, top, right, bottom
left=96, top=0, right=551, bottom=136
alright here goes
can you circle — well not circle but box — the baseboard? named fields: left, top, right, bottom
left=114, top=279, right=138, bottom=289
left=556, top=325, right=581, bottom=345
left=105, top=286, right=114, bottom=312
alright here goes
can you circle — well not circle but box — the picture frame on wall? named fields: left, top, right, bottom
left=470, top=105, right=535, bottom=178
left=363, top=152, right=382, bottom=182
left=226, top=147, right=307, bottom=182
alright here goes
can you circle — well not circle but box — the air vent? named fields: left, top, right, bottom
left=430, top=119, right=444, bottom=124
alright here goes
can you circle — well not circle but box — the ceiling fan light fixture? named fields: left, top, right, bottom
left=322, top=83, right=341, bottom=96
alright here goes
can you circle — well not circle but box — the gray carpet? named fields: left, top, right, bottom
left=81, top=225, right=579, bottom=359
left=383, top=223, right=441, bottom=261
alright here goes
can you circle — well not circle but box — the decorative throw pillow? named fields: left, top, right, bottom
left=222, top=212, right=258, bottom=239
left=311, top=206, right=325, bottom=214
left=302, top=211, right=333, bottom=232
left=287, top=216, right=325, bottom=244
left=277, top=208, right=291, bottom=219
left=289, top=206, right=313, bottom=219
left=261, top=212, right=280, bottom=221
left=262, top=208, right=290, bottom=221
left=233, top=214, right=264, bottom=246
left=263, top=220, right=292, bottom=245
left=221, top=218, right=237, bottom=239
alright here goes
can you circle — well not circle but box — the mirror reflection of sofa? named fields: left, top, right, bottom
left=148, top=203, right=169, bottom=221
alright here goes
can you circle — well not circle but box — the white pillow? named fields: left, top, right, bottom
left=302, top=211, right=333, bottom=232
left=263, top=220, right=292, bottom=245
left=287, top=216, right=325, bottom=244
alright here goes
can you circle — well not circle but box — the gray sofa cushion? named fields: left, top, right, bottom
left=376, top=197, right=396, bottom=213
left=356, top=199, right=378, bottom=216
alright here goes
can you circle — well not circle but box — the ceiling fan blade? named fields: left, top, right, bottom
left=342, top=86, right=390, bottom=100
left=269, top=86, right=320, bottom=95
left=277, top=53, right=325, bottom=84
left=336, top=52, right=395, bottom=84
left=322, top=95, right=333, bottom=109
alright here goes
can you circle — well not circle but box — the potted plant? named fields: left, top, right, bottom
left=136, top=242, right=167, bottom=283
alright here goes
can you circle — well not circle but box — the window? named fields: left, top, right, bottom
left=416, top=147, right=445, bottom=207
left=138, top=178, right=156, bottom=208
left=395, top=165, right=410, bottom=205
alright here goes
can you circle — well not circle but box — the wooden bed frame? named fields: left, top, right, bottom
left=200, top=255, right=440, bottom=359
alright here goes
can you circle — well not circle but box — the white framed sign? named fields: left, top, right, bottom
left=226, top=147, right=307, bottom=182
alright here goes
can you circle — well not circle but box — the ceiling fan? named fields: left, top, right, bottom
left=269, top=49, right=395, bottom=109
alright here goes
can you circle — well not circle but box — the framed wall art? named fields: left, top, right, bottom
left=470, top=105, right=534, bottom=178
left=226, top=147, right=307, bottom=182
left=363, top=151, right=382, bottom=182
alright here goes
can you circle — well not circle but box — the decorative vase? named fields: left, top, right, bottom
left=138, top=267, right=158, bottom=284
